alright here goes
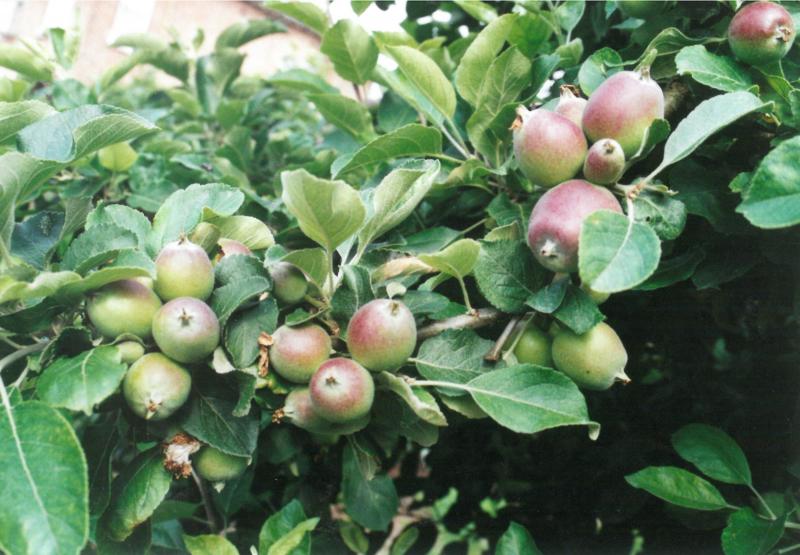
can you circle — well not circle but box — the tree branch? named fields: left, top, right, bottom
left=417, top=308, right=503, bottom=341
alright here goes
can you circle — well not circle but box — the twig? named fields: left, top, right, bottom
left=192, top=469, right=221, bottom=533
left=484, top=316, right=520, bottom=362
left=417, top=308, right=502, bottom=341
left=0, top=342, right=48, bottom=376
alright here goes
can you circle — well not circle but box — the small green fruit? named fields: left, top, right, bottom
left=616, top=0, right=667, bottom=19
left=193, top=446, right=249, bottom=482
left=270, top=324, right=331, bottom=383
left=281, top=387, right=369, bottom=435
left=346, top=299, right=417, bottom=372
left=98, top=142, right=137, bottom=172
left=154, top=237, right=214, bottom=301
left=581, top=282, right=610, bottom=305
left=551, top=322, right=630, bottom=391
left=188, top=222, right=221, bottom=254
left=269, top=262, right=308, bottom=306
left=583, top=139, right=625, bottom=185
left=123, top=353, right=191, bottom=420
left=728, top=1, right=795, bottom=66
left=217, top=238, right=251, bottom=257
left=116, top=341, right=145, bottom=364
left=87, top=279, right=162, bottom=339
left=309, top=358, right=374, bottom=423
left=152, top=298, right=220, bottom=364
left=513, top=324, right=553, bottom=367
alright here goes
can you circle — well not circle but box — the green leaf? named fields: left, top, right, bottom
left=0, top=100, right=55, bottom=142
left=552, top=284, right=605, bottom=335
left=214, top=19, right=287, bottom=50
left=86, top=204, right=151, bottom=249
left=332, top=124, right=442, bottom=178
left=184, top=534, right=238, bottom=555
left=466, top=365, right=600, bottom=438
left=386, top=45, right=456, bottom=119
left=210, top=275, right=271, bottom=327
left=309, top=93, right=375, bottom=142
left=635, top=246, right=706, bottom=291
left=0, top=401, right=88, bottom=555
left=375, top=372, right=448, bottom=426
left=496, top=522, right=543, bottom=555
left=419, top=238, right=480, bottom=280
left=181, top=391, right=258, bottom=457
left=61, top=224, right=139, bottom=274
left=671, top=424, right=752, bottom=486
left=655, top=92, right=769, bottom=174
left=259, top=500, right=313, bottom=555
left=225, top=300, right=279, bottom=368
left=55, top=264, right=152, bottom=300
left=281, top=169, right=365, bottom=252
left=267, top=518, right=319, bottom=555
left=358, top=159, right=439, bottom=247
left=282, top=248, right=328, bottom=290
left=341, top=442, right=398, bottom=531
left=267, top=68, right=338, bottom=94
left=721, top=507, right=785, bottom=555
left=453, top=0, right=498, bottom=23
left=0, top=44, right=53, bottom=81
left=579, top=210, right=661, bottom=293
left=0, top=270, right=80, bottom=304
left=204, top=214, right=274, bottom=250
left=331, top=265, right=374, bottom=326
left=415, top=329, right=497, bottom=392
left=474, top=239, right=547, bottom=314
left=578, top=47, right=622, bottom=96
left=36, top=346, right=128, bottom=415
left=632, top=192, right=687, bottom=241
left=625, top=466, right=731, bottom=511
left=84, top=412, right=120, bottom=516
left=265, top=2, right=328, bottom=35
left=675, top=45, right=752, bottom=92
left=320, top=20, right=377, bottom=84
left=148, top=183, right=244, bottom=254
left=11, top=211, right=64, bottom=269
left=454, top=14, right=516, bottom=107
left=103, top=448, right=171, bottom=541
left=555, top=0, right=584, bottom=32
left=737, top=135, right=800, bottom=228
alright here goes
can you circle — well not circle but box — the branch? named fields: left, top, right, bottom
left=192, top=469, right=222, bottom=533
left=417, top=308, right=503, bottom=341
left=484, top=316, right=521, bottom=362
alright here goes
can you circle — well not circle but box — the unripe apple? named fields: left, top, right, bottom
left=728, top=1, right=795, bottom=66
left=270, top=324, right=331, bottom=383
left=152, top=297, right=220, bottom=364
left=269, top=262, right=308, bottom=306
left=582, top=70, right=664, bottom=158
left=309, top=358, right=374, bottom=423
left=513, top=107, right=588, bottom=188
left=616, top=0, right=667, bottom=19
left=123, top=353, right=191, bottom=420
left=346, top=299, right=417, bottom=372
left=193, top=446, right=248, bottom=481
left=583, top=139, right=626, bottom=185
left=527, top=179, right=623, bottom=273
left=154, top=237, right=214, bottom=301
left=551, top=322, right=630, bottom=390
left=554, top=86, right=588, bottom=127
left=97, top=142, right=137, bottom=172
left=281, top=387, right=369, bottom=434
left=86, top=279, right=162, bottom=340
left=218, top=238, right=251, bottom=257
left=116, top=341, right=145, bottom=364
left=513, top=323, right=553, bottom=367
left=581, top=282, right=611, bottom=305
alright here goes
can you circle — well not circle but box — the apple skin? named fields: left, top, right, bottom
left=86, top=279, right=162, bottom=340
left=513, top=324, right=553, bottom=367
left=122, top=353, right=192, bottom=420
left=269, top=262, right=309, bottom=306
left=583, top=138, right=626, bottom=185
left=309, top=358, right=374, bottom=424
left=154, top=238, right=215, bottom=301
left=270, top=324, right=332, bottom=383
left=152, top=297, right=220, bottom=364
left=728, top=1, right=795, bottom=66
left=346, top=299, right=417, bottom=372
left=555, top=86, right=588, bottom=127
left=551, top=322, right=630, bottom=391
left=193, top=446, right=249, bottom=482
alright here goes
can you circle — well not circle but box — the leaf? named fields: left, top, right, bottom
left=675, top=45, right=752, bottom=92
left=0, top=270, right=80, bottom=304
left=264, top=2, right=328, bottom=35
left=0, top=44, right=53, bottom=81
left=632, top=192, right=687, bottom=240
left=655, top=92, right=769, bottom=174
left=552, top=285, right=605, bottom=335
left=0, top=100, right=55, bottom=142
left=375, top=372, right=448, bottom=426
left=281, top=169, right=366, bottom=252
left=180, top=391, right=258, bottom=457
left=454, top=0, right=498, bottom=23
left=61, top=224, right=139, bottom=274
left=84, top=412, right=120, bottom=516
left=625, top=466, right=731, bottom=511
left=671, top=424, right=751, bottom=486
left=11, top=211, right=64, bottom=269
left=579, top=210, right=661, bottom=293
left=320, top=20, right=377, bottom=84
left=267, top=518, right=319, bottom=555
left=341, top=442, right=398, bottom=531
left=415, top=329, right=497, bottom=392
left=259, top=499, right=313, bottom=555
left=0, top=401, right=88, bottom=555
left=419, top=239, right=480, bottom=280
left=454, top=14, right=517, bottom=107
left=214, top=19, right=286, bottom=50
left=282, top=248, right=328, bottom=290
left=103, top=448, right=172, bottom=541
left=526, top=279, right=569, bottom=314
left=267, top=68, right=338, bottom=94
left=148, top=183, right=244, bottom=254
left=332, top=124, right=442, bottom=178
left=55, top=263, right=152, bottom=300
left=386, top=45, right=456, bottom=119
left=204, top=214, right=274, bottom=250
left=496, top=522, right=543, bottom=555
left=737, top=135, right=800, bottom=228
left=721, top=508, right=785, bottom=555
left=184, top=534, right=238, bottom=555
left=309, top=93, right=375, bottom=142
left=331, top=265, right=374, bottom=326
left=86, top=204, right=151, bottom=249
left=474, top=239, right=547, bottom=314
left=358, top=159, right=439, bottom=247
left=635, top=246, right=706, bottom=291
left=225, top=300, right=279, bottom=368
left=36, top=346, right=128, bottom=415
left=467, top=365, right=600, bottom=438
